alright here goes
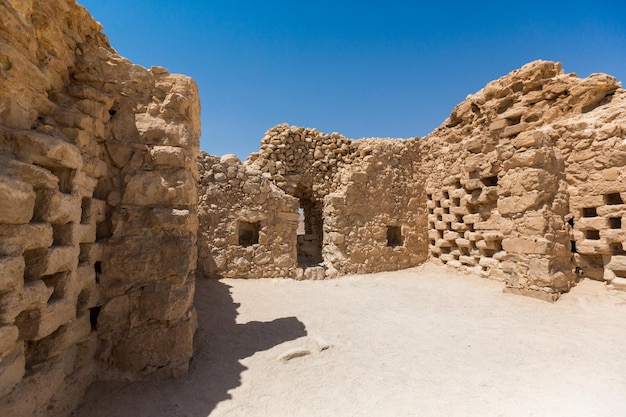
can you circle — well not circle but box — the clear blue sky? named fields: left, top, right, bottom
left=79, top=0, right=626, bottom=160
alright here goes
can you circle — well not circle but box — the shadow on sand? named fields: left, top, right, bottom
left=72, top=278, right=307, bottom=417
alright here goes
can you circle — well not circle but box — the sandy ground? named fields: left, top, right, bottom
left=72, top=263, right=626, bottom=417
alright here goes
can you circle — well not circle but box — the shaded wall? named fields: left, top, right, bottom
left=0, top=1, right=200, bottom=416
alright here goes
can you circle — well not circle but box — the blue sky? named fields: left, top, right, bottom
left=79, top=0, right=626, bottom=159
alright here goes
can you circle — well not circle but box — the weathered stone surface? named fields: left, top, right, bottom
left=0, top=175, right=35, bottom=224
left=0, top=0, right=200, bottom=415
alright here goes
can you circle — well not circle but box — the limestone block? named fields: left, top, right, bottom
left=79, top=243, right=103, bottom=265
left=498, top=192, right=541, bottom=215
left=601, top=229, right=626, bottom=243
left=0, top=343, right=72, bottom=416
left=72, top=171, right=98, bottom=197
left=502, top=237, right=553, bottom=255
left=150, top=145, right=192, bottom=167
left=146, top=207, right=196, bottom=232
left=102, top=235, right=193, bottom=285
left=52, top=223, right=96, bottom=246
left=122, top=169, right=196, bottom=207
left=489, top=118, right=509, bottom=131
left=0, top=281, right=53, bottom=324
left=503, top=149, right=546, bottom=170
left=459, top=255, right=477, bottom=266
left=576, top=217, right=609, bottom=231
left=0, top=344, right=25, bottom=398
left=25, top=313, right=91, bottom=367
left=455, top=238, right=471, bottom=248
left=0, top=175, right=35, bottom=224
left=572, top=239, right=610, bottom=255
left=24, top=246, right=79, bottom=279
left=479, top=257, right=500, bottom=268
left=128, top=277, right=194, bottom=326
left=4, top=130, right=82, bottom=170
left=33, top=190, right=82, bottom=224
left=605, top=256, right=626, bottom=271
left=0, top=256, right=24, bottom=293
left=0, top=325, right=19, bottom=360
left=111, top=318, right=194, bottom=377
left=14, top=301, right=75, bottom=341
left=610, top=277, right=626, bottom=291
left=476, top=240, right=499, bottom=251
left=527, top=258, right=551, bottom=284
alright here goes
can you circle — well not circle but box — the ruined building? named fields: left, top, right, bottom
left=197, top=61, right=626, bottom=303
left=1, top=0, right=626, bottom=416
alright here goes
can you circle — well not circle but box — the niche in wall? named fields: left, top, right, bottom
left=238, top=221, right=260, bottom=247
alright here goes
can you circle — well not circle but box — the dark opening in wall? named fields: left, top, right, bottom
left=295, top=188, right=323, bottom=266
left=443, top=207, right=450, bottom=214
left=440, top=246, right=451, bottom=254
left=386, top=226, right=403, bottom=247
left=481, top=176, right=498, bottom=187
left=582, top=207, right=597, bottom=217
left=567, top=217, right=575, bottom=227
left=605, top=193, right=623, bottom=205
left=609, top=217, right=622, bottom=229
left=584, top=230, right=600, bottom=240
left=428, top=208, right=434, bottom=215
left=89, top=306, right=101, bottom=331
left=438, top=230, right=444, bottom=239
left=610, top=243, right=626, bottom=255
left=435, top=200, right=441, bottom=208
left=453, top=198, right=461, bottom=207
left=238, top=221, right=260, bottom=247
left=427, top=193, right=432, bottom=201
left=443, top=191, right=450, bottom=199
left=429, top=239, right=436, bottom=246
left=48, top=167, right=75, bottom=194
left=570, top=240, right=577, bottom=253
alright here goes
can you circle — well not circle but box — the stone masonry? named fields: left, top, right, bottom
left=197, top=126, right=427, bottom=280
left=2, top=1, right=626, bottom=416
left=197, top=61, right=626, bottom=303
left=0, top=1, right=200, bottom=416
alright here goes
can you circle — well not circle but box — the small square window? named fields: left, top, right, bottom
left=386, top=226, right=403, bottom=247
left=239, top=221, right=260, bottom=247
left=605, top=193, right=623, bottom=205
left=581, top=207, right=597, bottom=217
left=609, top=217, right=622, bottom=229
left=584, top=230, right=600, bottom=240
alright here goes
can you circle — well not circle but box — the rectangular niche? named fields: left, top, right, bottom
left=581, top=207, right=597, bottom=218
left=238, top=221, right=260, bottom=247
left=605, top=193, right=624, bottom=205
left=609, top=217, right=622, bottom=229
left=584, top=229, right=600, bottom=240
left=386, top=225, right=403, bottom=247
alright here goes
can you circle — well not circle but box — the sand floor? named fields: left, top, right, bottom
left=72, top=263, right=626, bottom=417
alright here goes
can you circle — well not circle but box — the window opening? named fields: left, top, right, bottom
left=386, top=226, right=403, bottom=247
left=238, top=221, right=260, bottom=247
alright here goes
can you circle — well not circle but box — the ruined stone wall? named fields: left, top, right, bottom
left=421, top=61, right=624, bottom=300
left=197, top=152, right=299, bottom=278
left=0, top=1, right=200, bottom=416
left=198, top=124, right=427, bottom=279
left=322, top=138, right=427, bottom=276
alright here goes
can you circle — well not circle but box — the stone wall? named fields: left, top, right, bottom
left=0, top=1, right=200, bottom=416
left=197, top=153, right=300, bottom=278
left=421, top=61, right=624, bottom=300
left=197, top=125, right=428, bottom=279
left=197, top=61, right=626, bottom=302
